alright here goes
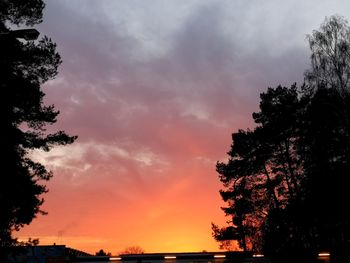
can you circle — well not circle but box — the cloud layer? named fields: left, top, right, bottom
left=17, top=0, right=350, bottom=254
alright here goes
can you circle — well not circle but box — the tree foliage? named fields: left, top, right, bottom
left=0, top=0, right=77, bottom=247
left=0, top=0, right=45, bottom=26
left=214, top=85, right=304, bottom=252
left=214, top=15, right=350, bottom=262
left=305, top=15, right=350, bottom=96
left=95, top=249, right=112, bottom=256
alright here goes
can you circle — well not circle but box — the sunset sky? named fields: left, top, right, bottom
left=16, top=0, right=350, bottom=255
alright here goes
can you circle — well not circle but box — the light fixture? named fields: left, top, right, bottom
left=164, top=256, right=176, bottom=259
left=0, top=29, right=40, bottom=40
left=109, top=257, right=122, bottom=261
left=318, top=252, right=330, bottom=257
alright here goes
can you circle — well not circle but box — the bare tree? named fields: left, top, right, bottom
left=305, top=15, right=350, bottom=96
left=119, top=246, right=145, bottom=255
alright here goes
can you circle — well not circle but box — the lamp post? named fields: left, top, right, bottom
left=0, top=28, right=39, bottom=40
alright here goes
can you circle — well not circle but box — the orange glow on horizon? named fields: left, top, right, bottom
left=16, top=164, right=229, bottom=255
left=17, top=233, right=225, bottom=255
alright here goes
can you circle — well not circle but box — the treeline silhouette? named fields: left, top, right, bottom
left=0, top=0, right=76, bottom=254
left=213, top=15, right=350, bottom=263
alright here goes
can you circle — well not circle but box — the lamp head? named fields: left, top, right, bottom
left=10, top=29, right=40, bottom=40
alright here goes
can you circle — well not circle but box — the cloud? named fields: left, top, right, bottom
left=18, top=0, right=350, bottom=254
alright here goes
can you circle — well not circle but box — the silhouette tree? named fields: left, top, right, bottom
left=211, top=224, right=239, bottom=251
left=293, top=15, right=350, bottom=262
left=214, top=15, right=350, bottom=262
left=119, top=246, right=145, bottom=255
left=0, top=0, right=77, bottom=247
left=95, top=249, right=112, bottom=256
left=213, top=85, right=304, bottom=252
left=263, top=86, right=350, bottom=261
left=305, top=15, right=350, bottom=96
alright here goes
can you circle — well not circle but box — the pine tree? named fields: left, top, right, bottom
left=0, top=1, right=77, bottom=247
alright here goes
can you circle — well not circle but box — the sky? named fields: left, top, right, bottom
left=16, top=0, right=350, bottom=255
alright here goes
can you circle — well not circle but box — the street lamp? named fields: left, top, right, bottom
left=0, top=28, right=40, bottom=40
